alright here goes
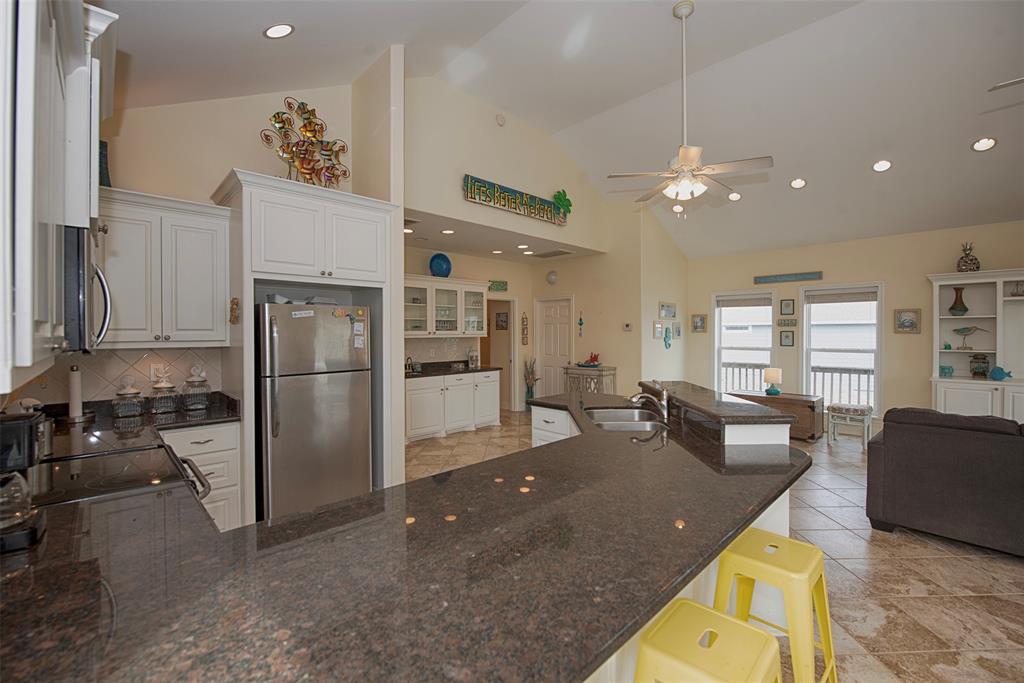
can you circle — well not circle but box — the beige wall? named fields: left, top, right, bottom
left=641, top=209, right=689, bottom=382
left=100, top=83, right=353, bottom=203
left=684, top=220, right=1024, bottom=412
left=352, top=50, right=391, bottom=202
left=405, top=76, right=611, bottom=253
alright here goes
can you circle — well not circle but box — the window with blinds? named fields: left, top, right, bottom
left=803, top=286, right=880, bottom=411
left=715, top=293, right=773, bottom=393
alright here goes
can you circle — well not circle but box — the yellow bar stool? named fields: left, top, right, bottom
left=713, top=528, right=837, bottom=683
left=635, top=599, right=782, bottom=683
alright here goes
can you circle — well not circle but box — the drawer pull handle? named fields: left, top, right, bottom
left=542, top=419, right=555, bottom=424
left=203, top=471, right=214, bottom=477
left=190, top=438, right=215, bottom=445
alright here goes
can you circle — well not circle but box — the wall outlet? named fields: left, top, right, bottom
left=149, top=363, right=166, bottom=381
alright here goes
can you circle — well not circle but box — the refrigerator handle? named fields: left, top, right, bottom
left=269, top=315, right=280, bottom=376
left=270, top=376, right=280, bottom=438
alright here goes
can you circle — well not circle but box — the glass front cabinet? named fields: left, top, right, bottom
left=404, top=276, right=488, bottom=337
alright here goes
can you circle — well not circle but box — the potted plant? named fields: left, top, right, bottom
left=524, top=358, right=541, bottom=410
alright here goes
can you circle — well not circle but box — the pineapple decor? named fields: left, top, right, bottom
left=956, top=242, right=981, bottom=272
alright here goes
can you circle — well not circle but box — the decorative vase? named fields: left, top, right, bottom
left=948, top=287, right=968, bottom=316
left=956, top=242, right=981, bottom=272
left=525, top=385, right=534, bottom=411
left=970, top=354, right=990, bottom=379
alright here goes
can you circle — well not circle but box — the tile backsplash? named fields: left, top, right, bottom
left=405, top=337, right=478, bottom=363
left=12, top=348, right=223, bottom=406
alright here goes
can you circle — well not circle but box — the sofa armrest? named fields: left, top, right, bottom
left=866, top=428, right=885, bottom=521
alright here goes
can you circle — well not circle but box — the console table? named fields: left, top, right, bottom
left=564, top=365, right=617, bottom=395
left=729, top=390, right=824, bottom=441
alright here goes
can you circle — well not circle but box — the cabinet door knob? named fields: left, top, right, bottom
left=328, top=271, right=333, bottom=276
left=163, top=335, right=171, bottom=341
left=98, top=224, right=109, bottom=234
left=320, top=270, right=326, bottom=276
left=154, top=335, right=161, bottom=341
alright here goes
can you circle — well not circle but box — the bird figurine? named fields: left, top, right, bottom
left=952, top=326, right=988, bottom=350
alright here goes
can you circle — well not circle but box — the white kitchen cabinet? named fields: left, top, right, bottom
left=405, top=376, right=446, bottom=439
left=933, top=381, right=1002, bottom=417
left=97, top=188, right=229, bottom=347
left=531, top=406, right=581, bottom=447
left=474, top=371, right=500, bottom=427
left=444, top=374, right=476, bottom=433
left=159, top=422, right=242, bottom=532
left=1003, top=385, right=1024, bottom=423
left=404, top=275, right=488, bottom=338
left=248, top=177, right=390, bottom=282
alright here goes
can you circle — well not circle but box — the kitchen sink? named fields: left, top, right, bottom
left=584, top=408, right=665, bottom=432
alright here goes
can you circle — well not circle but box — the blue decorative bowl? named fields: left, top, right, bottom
left=429, top=252, right=452, bottom=278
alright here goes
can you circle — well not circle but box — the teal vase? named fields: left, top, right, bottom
left=525, top=385, right=534, bottom=411
left=948, top=287, right=968, bottom=316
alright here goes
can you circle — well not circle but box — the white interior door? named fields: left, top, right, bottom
left=536, top=298, right=572, bottom=397
left=488, top=300, right=512, bottom=409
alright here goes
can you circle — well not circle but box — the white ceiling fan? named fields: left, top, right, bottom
left=608, top=1, right=773, bottom=212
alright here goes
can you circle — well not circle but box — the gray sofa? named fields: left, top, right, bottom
left=867, top=407, right=1024, bottom=556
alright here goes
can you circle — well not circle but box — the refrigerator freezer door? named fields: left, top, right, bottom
left=258, top=304, right=370, bottom=377
left=260, top=370, right=372, bottom=520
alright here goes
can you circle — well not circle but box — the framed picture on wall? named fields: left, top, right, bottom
left=780, top=299, right=795, bottom=316
left=672, top=322, right=682, bottom=338
left=495, top=312, right=508, bottom=330
left=691, top=314, right=707, bottom=333
left=780, top=330, right=795, bottom=347
left=658, top=301, right=678, bottom=319
left=893, top=308, right=921, bottom=334
left=653, top=321, right=665, bottom=340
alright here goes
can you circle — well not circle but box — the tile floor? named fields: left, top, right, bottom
left=405, top=415, right=1024, bottom=682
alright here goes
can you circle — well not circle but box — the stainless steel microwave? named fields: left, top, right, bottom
left=63, top=224, right=111, bottom=352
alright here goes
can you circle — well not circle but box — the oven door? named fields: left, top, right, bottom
left=63, top=225, right=111, bottom=352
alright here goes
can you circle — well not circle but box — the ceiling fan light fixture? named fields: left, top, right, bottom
left=872, top=160, right=892, bottom=173
left=789, top=178, right=807, bottom=190
left=662, top=177, right=707, bottom=201
left=728, top=192, right=741, bottom=202
left=972, top=137, right=997, bottom=152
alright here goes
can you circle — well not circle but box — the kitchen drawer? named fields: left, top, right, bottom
left=159, top=423, right=239, bottom=457
left=203, top=485, right=241, bottom=532
left=406, top=375, right=443, bottom=392
left=476, top=371, right=500, bottom=384
left=531, top=406, right=571, bottom=436
left=187, top=450, right=240, bottom=491
left=532, top=428, right=566, bottom=447
left=444, top=373, right=474, bottom=388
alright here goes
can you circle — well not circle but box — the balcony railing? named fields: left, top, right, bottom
left=720, top=362, right=767, bottom=392
left=720, top=362, right=876, bottom=410
left=810, top=366, right=875, bottom=408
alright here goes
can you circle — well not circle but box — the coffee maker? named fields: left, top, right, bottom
left=0, top=413, right=48, bottom=552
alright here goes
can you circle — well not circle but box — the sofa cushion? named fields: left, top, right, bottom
left=884, top=407, right=1020, bottom=436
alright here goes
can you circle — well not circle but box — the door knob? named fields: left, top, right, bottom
left=163, top=335, right=171, bottom=340
left=98, top=224, right=109, bottom=234
left=320, top=270, right=326, bottom=276
left=327, top=271, right=333, bottom=276
left=154, top=335, right=161, bottom=341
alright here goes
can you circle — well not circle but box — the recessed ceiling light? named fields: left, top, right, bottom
left=491, top=250, right=503, bottom=254
left=403, top=228, right=413, bottom=234
left=517, top=244, right=529, bottom=249
left=263, top=24, right=294, bottom=39
left=790, top=178, right=806, bottom=189
left=523, top=251, right=534, bottom=255
left=972, top=137, right=996, bottom=152
left=728, top=192, right=742, bottom=201
left=872, top=160, right=892, bottom=173
left=441, top=229, right=455, bottom=235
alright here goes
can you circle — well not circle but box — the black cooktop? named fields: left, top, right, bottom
left=32, top=446, right=190, bottom=508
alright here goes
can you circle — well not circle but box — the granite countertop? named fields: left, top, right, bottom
left=645, top=380, right=798, bottom=425
left=2, top=390, right=809, bottom=682
left=42, top=392, right=240, bottom=458
left=405, top=363, right=503, bottom=379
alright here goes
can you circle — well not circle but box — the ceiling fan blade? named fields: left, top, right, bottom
left=675, top=145, right=703, bottom=169
left=989, top=76, right=1024, bottom=92
left=607, top=171, right=676, bottom=179
left=698, top=175, right=734, bottom=198
left=700, top=155, right=774, bottom=176
left=634, top=180, right=673, bottom=203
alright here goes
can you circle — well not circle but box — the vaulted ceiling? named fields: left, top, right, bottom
left=101, top=0, right=1024, bottom=257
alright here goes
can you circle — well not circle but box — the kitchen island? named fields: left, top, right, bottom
left=1, top=386, right=809, bottom=682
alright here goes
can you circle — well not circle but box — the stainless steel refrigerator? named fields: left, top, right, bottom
left=257, top=304, right=371, bottom=520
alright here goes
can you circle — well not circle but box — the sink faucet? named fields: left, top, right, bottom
left=628, top=381, right=669, bottom=421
